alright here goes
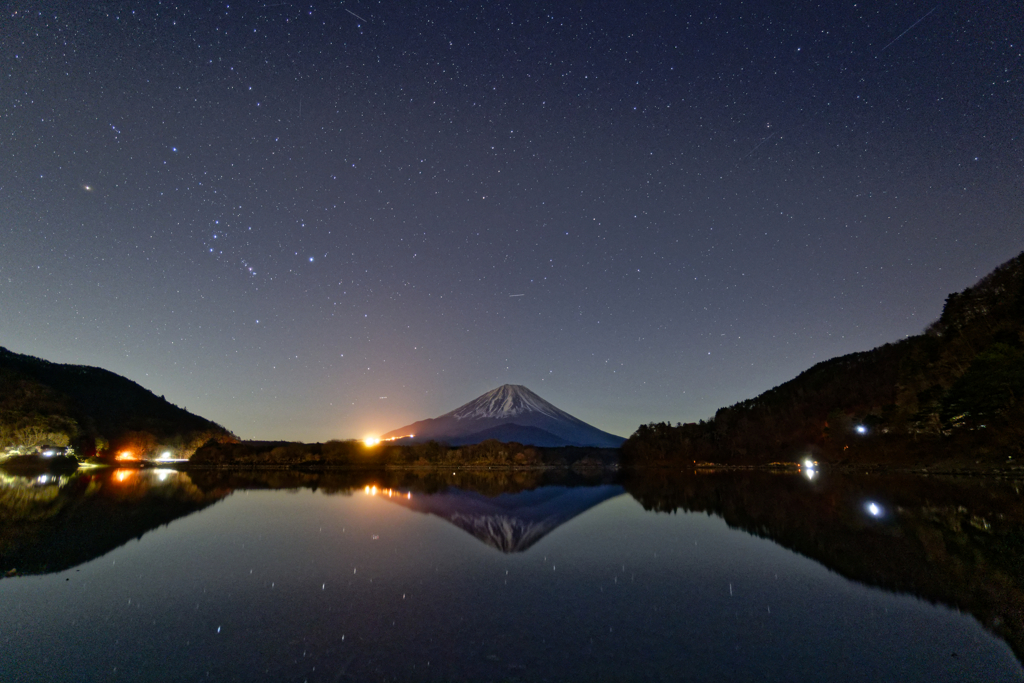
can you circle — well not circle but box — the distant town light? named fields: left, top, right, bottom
left=158, top=451, right=173, bottom=461
left=363, top=437, right=380, bottom=447
left=802, top=457, right=817, bottom=480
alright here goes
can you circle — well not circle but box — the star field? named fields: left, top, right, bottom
left=2, top=1, right=1021, bottom=440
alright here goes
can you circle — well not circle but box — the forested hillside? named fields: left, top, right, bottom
left=0, top=347, right=234, bottom=458
left=624, top=251, right=1024, bottom=466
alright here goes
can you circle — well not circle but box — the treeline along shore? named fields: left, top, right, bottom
left=188, top=438, right=619, bottom=470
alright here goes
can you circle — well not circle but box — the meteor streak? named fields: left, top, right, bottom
left=738, top=132, right=776, bottom=162
left=344, top=8, right=368, bottom=22
left=878, top=5, right=939, bottom=55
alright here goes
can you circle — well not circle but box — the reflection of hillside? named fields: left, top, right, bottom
left=623, top=470, right=1024, bottom=664
left=0, top=469, right=229, bottom=576
left=0, top=472, right=81, bottom=524
left=386, top=485, right=624, bottom=553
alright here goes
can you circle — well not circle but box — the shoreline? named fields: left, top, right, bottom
left=15, top=459, right=1018, bottom=479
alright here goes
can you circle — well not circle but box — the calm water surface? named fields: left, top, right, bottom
left=0, top=467, right=1021, bottom=682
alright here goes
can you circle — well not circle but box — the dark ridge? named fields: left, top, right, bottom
left=623, top=250, right=1024, bottom=467
left=0, top=346, right=235, bottom=457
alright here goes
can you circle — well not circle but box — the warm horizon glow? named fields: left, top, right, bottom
left=363, top=434, right=414, bottom=447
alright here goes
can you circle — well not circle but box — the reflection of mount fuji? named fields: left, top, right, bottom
left=388, top=485, right=624, bottom=553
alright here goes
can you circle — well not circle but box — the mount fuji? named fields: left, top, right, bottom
left=380, top=384, right=625, bottom=448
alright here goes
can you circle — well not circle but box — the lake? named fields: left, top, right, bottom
left=1, top=466, right=1022, bottom=682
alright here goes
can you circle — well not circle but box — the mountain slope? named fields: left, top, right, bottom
left=623, top=250, right=1024, bottom=466
left=382, top=384, right=625, bottom=448
left=445, top=424, right=573, bottom=448
left=0, top=347, right=234, bottom=457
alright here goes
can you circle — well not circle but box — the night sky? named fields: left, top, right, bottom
left=3, top=1, right=1021, bottom=442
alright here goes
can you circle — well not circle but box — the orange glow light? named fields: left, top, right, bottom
left=364, top=434, right=414, bottom=447
left=116, top=451, right=136, bottom=461
left=382, top=434, right=414, bottom=442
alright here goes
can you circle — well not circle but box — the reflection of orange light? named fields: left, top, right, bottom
left=116, top=451, right=136, bottom=461
left=364, top=486, right=409, bottom=499
left=113, top=468, right=136, bottom=483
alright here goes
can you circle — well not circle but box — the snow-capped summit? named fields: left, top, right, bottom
left=380, top=384, right=624, bottom=448
left=448, top=384, right=575, bottom=421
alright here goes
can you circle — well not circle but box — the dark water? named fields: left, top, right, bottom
left=1, top=466, right=1022, bottom=682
